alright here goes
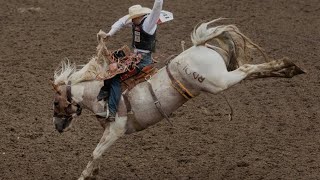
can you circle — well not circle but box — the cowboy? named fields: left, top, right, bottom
left=97, top=0, right=164, bottom=121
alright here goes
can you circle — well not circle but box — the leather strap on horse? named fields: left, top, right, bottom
left=66, top=81, right=82, bottom=116
left=147, top=80, right=173, bottom=126
left=122, top=91, right=132, bottom=112
left=166, top=62, right=194, bottom=100
left=122, top=91, right=144, bottom=131
left=66, top=81, right=72, bottom=103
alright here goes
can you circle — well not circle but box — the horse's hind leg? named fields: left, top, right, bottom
left=204, top=58, right=301, bottom=93
left=78, top=116, right=127, bottom=180
left=242, top=58, right=305, bottom=79
left=247, top=58, right=305, bottom=79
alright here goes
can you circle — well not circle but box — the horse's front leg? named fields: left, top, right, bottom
left=79, top=97, right=128, bottom=180
left=78, top=116, right=127, bottom=180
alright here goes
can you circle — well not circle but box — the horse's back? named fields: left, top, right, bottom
left=176, top=45, right=228, bottom=72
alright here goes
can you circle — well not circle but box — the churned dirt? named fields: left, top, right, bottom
left=0, top=0, right=319, bottom=179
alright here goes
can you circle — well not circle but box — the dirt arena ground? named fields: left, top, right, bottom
left=1, top=0, right=319, bottom=179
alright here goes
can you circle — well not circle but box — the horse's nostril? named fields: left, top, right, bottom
left=77, top=107, right=82, bottom=115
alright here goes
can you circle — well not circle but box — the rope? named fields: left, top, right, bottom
left=221, top=94, right=233, bottom=121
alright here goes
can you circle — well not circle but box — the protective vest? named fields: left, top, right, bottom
left=132, top=18, right=156, bottom=52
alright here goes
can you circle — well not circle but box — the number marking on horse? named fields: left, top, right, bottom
left=183, top=65, right=206, bottom=83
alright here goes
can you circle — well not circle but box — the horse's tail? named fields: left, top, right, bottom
left=191, top=18, right=269, bottom=70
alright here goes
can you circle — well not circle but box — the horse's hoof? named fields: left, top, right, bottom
left=92, top=166, right=100, bottom=176
left=84, top=176, right=97, bottom=180
left=294, top=65, right=306, bottom=75
left=281, top=57, right=294, bottom=67
left=283, top=66, right=306, bottom=78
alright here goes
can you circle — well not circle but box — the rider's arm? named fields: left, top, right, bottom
left=142, top=0, right=163, bottom=35
left=107, top=15, right=132, bottom=36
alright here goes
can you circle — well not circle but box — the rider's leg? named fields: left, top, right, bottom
left=104, top=52, right=153, bottom=119
left=108, top=75, right=121, bottom=121
left=97, top=78, right=112, bottom=101
left=136, top=52, right=152, bottom=73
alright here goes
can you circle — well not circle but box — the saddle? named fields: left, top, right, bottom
left=99, top=45, right=158, bottom=92
left=120, top=64, right=158, bottom=91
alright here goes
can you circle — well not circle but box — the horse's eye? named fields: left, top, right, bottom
left=54, top=101, right=59, bottom=106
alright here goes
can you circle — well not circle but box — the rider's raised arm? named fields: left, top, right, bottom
left=142, top=0, right=163, bottom=35
left=107, top=15, right=132, bottom=36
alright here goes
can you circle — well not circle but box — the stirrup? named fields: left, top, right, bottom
left=106, top=112, right=116, bottom=122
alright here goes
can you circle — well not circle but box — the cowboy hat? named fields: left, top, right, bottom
left=126, top=5, right=151, bottom=23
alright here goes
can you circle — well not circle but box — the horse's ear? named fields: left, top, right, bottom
left=50, top=80, right=61, bottom=95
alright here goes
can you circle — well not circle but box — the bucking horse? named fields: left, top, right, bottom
left=51, top=18, right=304, bottom=179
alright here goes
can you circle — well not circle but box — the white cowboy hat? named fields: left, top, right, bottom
left=126, top=5, right=151, bottom=23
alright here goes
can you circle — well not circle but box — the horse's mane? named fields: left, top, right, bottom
left=54, top=56, right=102, bottom=85
left=191, top=18, right=269, bottom=70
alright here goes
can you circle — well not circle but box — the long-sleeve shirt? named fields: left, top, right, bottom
left=107, top=0, right=163, bottom=37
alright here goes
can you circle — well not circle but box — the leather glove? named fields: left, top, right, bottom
left=97, top=29, right=110, bottom=42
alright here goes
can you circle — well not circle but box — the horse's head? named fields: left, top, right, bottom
left=51, top=81, right=82, bottom=133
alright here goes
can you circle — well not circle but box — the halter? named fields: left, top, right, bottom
left=66, top=81, right=82, bottom=116
left=53, top=81, right=82, bottom=118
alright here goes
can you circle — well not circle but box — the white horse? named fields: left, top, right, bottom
left=52, top=18, right=304, bottom=180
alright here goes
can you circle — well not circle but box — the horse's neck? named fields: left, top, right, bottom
left=72, top=81, right=105, bottom=114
